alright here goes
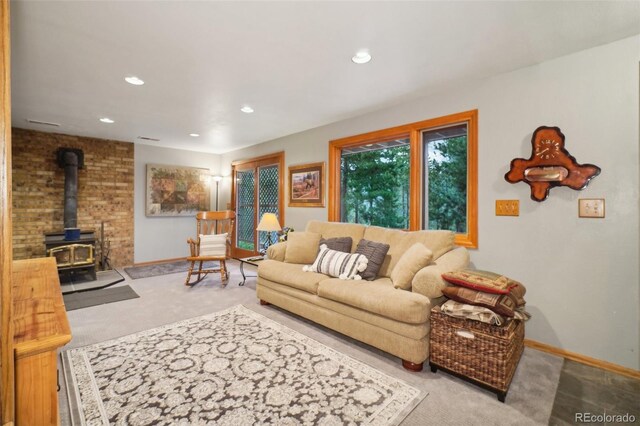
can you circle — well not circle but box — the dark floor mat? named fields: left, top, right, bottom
left=124, top=261, right=219, bottom=279
left=60, top=269, right=125, bottom=295
left=63, top=285, right=139, bottom=311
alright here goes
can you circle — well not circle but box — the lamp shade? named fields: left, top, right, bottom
left=212, top=175, right=223, bottom=182
left=256, top=213, right=282, bottom=232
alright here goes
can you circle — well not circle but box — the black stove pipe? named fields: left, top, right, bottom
left=57, top=148, right=84, bottom=231
left=62, top=151, right=78, bottom=228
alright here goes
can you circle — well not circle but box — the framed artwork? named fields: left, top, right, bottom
left=288, top=162, right=325, bottom=207
left=146, top=164, right=210, bottom=216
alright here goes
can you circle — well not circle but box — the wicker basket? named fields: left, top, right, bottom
left=429, top=306, right=524, bottom=402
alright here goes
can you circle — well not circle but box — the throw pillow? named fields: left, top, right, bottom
left=319, top=237, right=353, bottom=253
left=303, top=244, right=368, bottom=280
left=441, top=286, right=518, bottom=317
left=441, top=269, right=521, bottom=295
left=284, top=231, right=322, bottom=264
left=510, top=282, right=527, bottom=306
left=390, top=243, right=433, bottom=290
left=199, top=233, right=227, bottom=257
left=355, top=239, right=390, bottom=281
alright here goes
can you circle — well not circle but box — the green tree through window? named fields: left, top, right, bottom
left=426, top=136, right=467, bottom=233
left=340, top=142, right=410, bottom=229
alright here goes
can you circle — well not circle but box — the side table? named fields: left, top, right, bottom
left=235, top=256, right=264, bottom=286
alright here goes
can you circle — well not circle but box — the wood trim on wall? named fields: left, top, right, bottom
left=231, top=151, right=286, bottom=167
left=524, top=339, right=640, bottom=380
left=460, top=110, right=478, bottom=248
left=0, top=0, right=14, bottom=423
left=328, top=110, right=478, bottom=248
left=408, top=129, right=422, bottom=231
left=132, top=257, right=187, bottom=267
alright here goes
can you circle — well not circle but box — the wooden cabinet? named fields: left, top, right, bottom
left=12, top=257, right=72, bottom=426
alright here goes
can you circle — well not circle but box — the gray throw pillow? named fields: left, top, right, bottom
left=319, top=237, right=352, bottom=253
left=355, top=239, right=390, bottom=281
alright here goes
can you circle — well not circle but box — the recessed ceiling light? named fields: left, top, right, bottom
left=99, top=117, right=114, bottom=123
left=189, top=133, right=200, bottom=137
left=352, top=51, right=372, bottom=64
left=125, top=76, right=145, bottom=85
left=240, top=106, right=254, bottom=114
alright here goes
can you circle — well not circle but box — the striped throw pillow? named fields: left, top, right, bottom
left=199, top=233, right=227, bottom=257
left=303, top=244, right=368, bottom=280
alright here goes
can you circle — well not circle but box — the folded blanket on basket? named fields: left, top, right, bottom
left=440, top=300, right=531, bottom=326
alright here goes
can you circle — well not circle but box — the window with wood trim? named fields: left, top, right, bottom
left=328, top=110, right=478, bottom=248
left=231, top=152, right=285, bottom=257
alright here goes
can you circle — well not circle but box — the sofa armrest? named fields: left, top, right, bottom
left=411, top=247, right=469, bottom=299
left=266, top=241, right=287, bottom=261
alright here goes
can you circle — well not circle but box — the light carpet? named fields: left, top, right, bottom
left=59, top=261, right=563, bottom=425
left=62, top=305, right=424, bottom=425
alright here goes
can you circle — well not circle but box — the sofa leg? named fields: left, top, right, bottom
left=259, top=299, right=271, bottom=306
left=402, top=360, right=424, bottom=372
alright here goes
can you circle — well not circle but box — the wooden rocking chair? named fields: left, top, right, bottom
left=185, top=211, right=236, bottom=286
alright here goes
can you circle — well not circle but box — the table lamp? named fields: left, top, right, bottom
left=256, top=213, right=282, bottom=254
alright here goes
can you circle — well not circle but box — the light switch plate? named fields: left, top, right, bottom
left=496, top=200, right=519, bottom=216
left=579, top=198, right=605, bottom=218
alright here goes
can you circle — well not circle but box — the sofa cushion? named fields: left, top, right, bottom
left=258, top=259, right=326, bottom=294
left=362, top=226, right=455, bottom=277
left=354, top=239, right=390, bottom=281
left=266, top=241, right=287, bottom=261
left=319, top=237, right=352, bottom=253
left=304, top=245, right=368, bottom=280
left=317, top=278, right=430, bottom=324
left=258, top=278, right=430, bottom=340
left=390, top=243, right=433, bottom=290
left=411, top=247, right=470, bottom=299
left=306, top=221, right=366, bottom=252
left=284, top=231, right=322, bottom=264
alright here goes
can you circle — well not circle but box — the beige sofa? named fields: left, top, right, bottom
left=257, top=220, right=469, bottom=371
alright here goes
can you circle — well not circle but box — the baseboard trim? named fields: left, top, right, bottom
left=524, top=339, right=640, bottom=380
left=132, top=257, right=187, bottom=267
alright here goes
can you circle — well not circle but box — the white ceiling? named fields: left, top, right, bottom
left=10, top=1, right=640, bottom=154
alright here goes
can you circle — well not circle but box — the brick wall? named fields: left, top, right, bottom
left=12, top=128, right=134, bottom=267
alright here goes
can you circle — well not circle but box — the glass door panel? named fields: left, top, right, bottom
left=234, top=168, right=256, bottom=258
left=258, top=165, right=280, bottom=251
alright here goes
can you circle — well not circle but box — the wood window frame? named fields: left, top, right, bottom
left=230, top=151, right=285, bottom=257
left=328, top=110, right=478, bottom=248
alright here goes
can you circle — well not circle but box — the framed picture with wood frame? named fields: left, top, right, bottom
left=146, top=163, right=211, bottom=216
left=288, top=162, right=325, bottom=207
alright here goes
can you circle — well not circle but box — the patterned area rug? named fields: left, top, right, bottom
left=62, top=305, right=424, bottom=425
left=123, top=260, right=218, bottom=280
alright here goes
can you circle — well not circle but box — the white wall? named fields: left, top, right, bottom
left=220, top=36, right=640, bottom=369
left=134, top=144, right=221, bottom=263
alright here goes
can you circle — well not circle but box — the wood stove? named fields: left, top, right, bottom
left=46, top=147, right=98, bottom=283
left=45, top=231, right=97, bottom=282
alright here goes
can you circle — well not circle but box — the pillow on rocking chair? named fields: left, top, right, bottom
left=199, top=233, right=228, bottom=257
